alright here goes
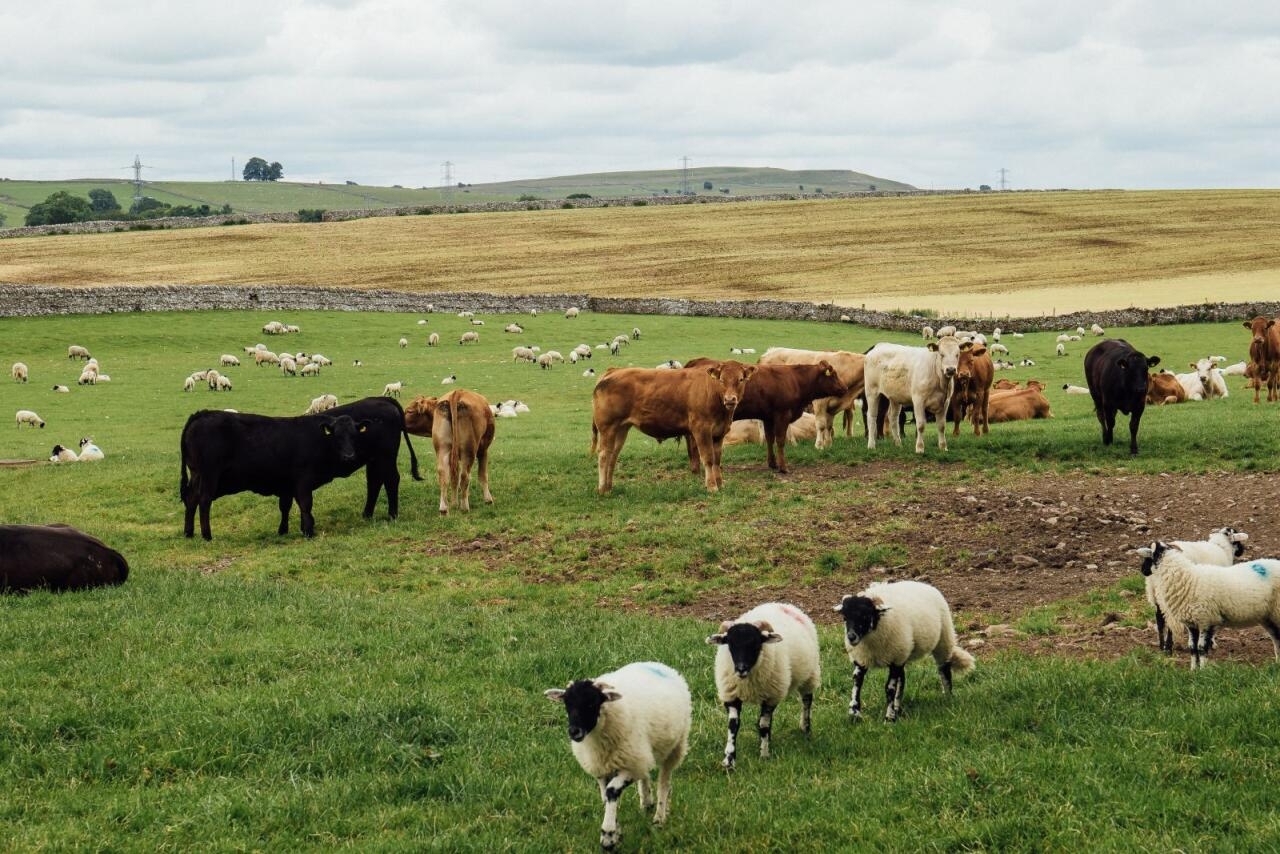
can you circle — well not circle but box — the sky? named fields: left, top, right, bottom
left=1, top=1, right=1277, bottom=190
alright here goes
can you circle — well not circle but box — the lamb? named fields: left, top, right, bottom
left=833, top=580, right=974, bottom=722
left=305, top=393, right=338, bottom=415
left=565, top=306, right=580, bottom=318
left=706, top=602, right=820, bottom=769
left=470, top=319, right=485, bottom=326
left=51, top=385, right=70, bottom=393
left=1019, top=358, right=1036, bottom=367
left=205, top=369, right=222, bottom=390
left=574, top=344, right=594, bottom=359
left=529, top=308, right=538, bottom=316
left=1138, top=541, right=1280, bottom=669
left=457, top=310, right=475, bottom=318
left=183, top=376, right=196, bottom=392
left=992, top=327, right=1002, bottom=343
left=839, top=314, right=852, bottom=323
left=428, top=333, right=440, bottom=347
left=655, top=359, right=682, bottom=370
left=1062, top=384, right=1090, bottom=394
left=399, top=337, right=409, bottom=349
left=545, top=661, right=691, bottom=851
left=513, top=401, right=530, bottom=414
left=300, top=362, right=320, bottom=377
left=570, top=351, right=580, bottom=364
left=1077, top=326, right=1087, bottom=336
left=77, top=368, right=97, bottom=386
left=538, top=353, right=557, bottom=369
left=96, top=375, right=111, bottom=383
left=583, top=368, right=596, bottom=377
left=76, top=438, right=104, bottom=461
left=441, top=374, right=457, bottom=385
left=383, top=381, right=403, bottom=397
left=1056, top=334, right=1071, bottom=344
left=352, top=359, right=363, bottom=367
left=67, top=345, right=91, bottom=360
left=989, top=343, right=1009, bottom=355
left=609, top=341, right=622, bottom=355
left=220, top=354, right=241, bottom=367
left=262, top=321, right=285, bottom=335
left=935, top=325, right=956, bottom=338
left=49, top=444, right=78, bottom=462
left=1068, top=334, right=1082, bottom=342
left=285, top=324, right=300, bottom=334
left=497, top=402, right=517, bottom=418
left=1137, top=527, right=1249, bottom=653
left=11, top=362, right=28, bottom=383
left=459, top=331, right=480, bottom=345
left=417, top=319, right=428, bottom=325
left=16, top=410, right=46, bottom=429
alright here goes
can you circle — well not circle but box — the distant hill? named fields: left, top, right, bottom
left=0, top=167, right=913, bottom=225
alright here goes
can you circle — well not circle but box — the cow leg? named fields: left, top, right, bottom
left=693, top=430, right=720, bottom=492
left=435, top=442, right=452, bottom=515
left=886, top=401, right=904, bottom=447
left=596, top=425, right=629, bottom=494
left=183, top=493, right=198, bottom=538
left=457, top=447, right=476, bottom=512
left=297, top=490, right=316, bottom=538
left=278, top=494, right=292, bottom=535
left=911, top=396, right=929, bottom=454
left=713, top=436, right=727, bottom=489
left=476, top=442, right=494, bottom=505
left=842, top=407, right=853, bottom=438
left=864, top=390, right=879, bottom=450
left=382, top=464, right=401, bottom=519
left=362, top=468, right=381, bottom=519
left=199, top=498, right=214, bottom=541
left=763, top=419, right=780, bottom=471
left=1127, top=408, right=1143, bottom=455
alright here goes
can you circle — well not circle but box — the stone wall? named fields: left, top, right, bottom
left=0, top=283, right=1274, bottom=333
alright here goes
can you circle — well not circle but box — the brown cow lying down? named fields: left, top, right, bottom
left=404, top=390, right=495, bottom=515
left=1145, top=371, right=1188, bottom=405
left=724, top=412, right=819, bottom=447
left=986, top=387, right=1054, bottom=422
left=592, top=362, right=754, bottom=493
left=992, top=378, right=1020, bottom=390
left=0, top=523, right=128, bottom=593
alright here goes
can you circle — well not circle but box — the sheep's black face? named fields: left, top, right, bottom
left=722, top=623, right=769, bottom=678
left=1222, top=527, right=1247, bottom=559
left=559, top=680, right=607, bottom=742
left=837, top=596, right=884, bottom=646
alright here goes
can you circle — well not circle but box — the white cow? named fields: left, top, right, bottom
left=864, top=336, right=972, bottom=454
left=1168, top=368, right=1207, bottom=401
left=1190, top=358, right=1228, bottom=399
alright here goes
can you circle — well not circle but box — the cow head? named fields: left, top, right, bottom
left=813, top=360, right=850, bottom=398
left=1116, top=351, right=1160, bottom=394
left=1190, top=358, right=1213, bottom=391
left=1244, top=316, right=1274, bottom=343
left=403, top=395, right=437, bottom=437
left=706, top=619, right=782, bottom=678
left=319, top=414, right=364, bottom=463
left=544, top=679, right=621, bottom=742
left=707, top=362, right=756, bottom=412
left=927, top=336, right=972, bottom=379
left=832, top=594, right=888, bottom=646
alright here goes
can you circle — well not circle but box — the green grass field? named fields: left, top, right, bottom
left=2, top=309, right=1278, bottom=850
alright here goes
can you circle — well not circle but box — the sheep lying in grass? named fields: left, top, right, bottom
left=1138, top=541, right=1280, bottom=669
left=77, top=437, right=104, bottom=461
left=52, top=385, right=70, bottom=393
left=706, top=602, right=820, bottom=769
left=1138, top=527, right=1248, bottom=653
left=833, top=581, right=974, bottom=722
left=49, top=444, right=78, bottom=462
left=1063, top=384, right=1089, bottom=394
left=545, top=662, right=691, bottom=851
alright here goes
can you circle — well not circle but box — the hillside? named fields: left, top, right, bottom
left=3, top=190, right=1278, bottom=316
left=0, top=167, right=912, bottom=225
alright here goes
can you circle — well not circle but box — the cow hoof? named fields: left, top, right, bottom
left=438, top=509, right=448, bottom=517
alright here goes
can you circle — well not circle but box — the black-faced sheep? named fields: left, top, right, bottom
left=1138, top=527, right=1248, bottom=653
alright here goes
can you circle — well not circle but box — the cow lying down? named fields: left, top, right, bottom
left=0, top=523, right=129, bottom=593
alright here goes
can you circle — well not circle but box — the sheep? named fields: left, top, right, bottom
left=214, top=374, right=232, bottom=391
left=833, top=580, right=974, bottom=722
left=96, top=375, right=111, bottom=383
left=441, top=374, right=457, bottom=385
left=1062, top=384, right=1090, bottom=394
left=15, top=410, right=45, bottom=429
left=191, top=370, right=209, bottom=382
left=989, top=343, right=1009, bottom=355
left=544, top=350, right=565, bottom=364
left=565, top=306, right=580, bottom=318
left=839, top=314, right=852, bottom=323
left=311, top=354, right=332, bottom=367
left=352, top=359, right=363, bottom=367
left=459, top=331, right=479, bottom=345
left=77, top=368, right=98, bottom=385
left=1138, top=527, right=1249, bottom=654
left=205, top=369, right=222, bottom=390
left=655, top=359, right=682, bottom=370
left=1056, top=343, right=1066, bottom=356
left=457, top=310, right=475, bottom=318
left=279, top=357, right=297, bottom=376
left=513, top=346, right=537, bottom=363
left=609, top=341, right=621, bottom=355
left=67, top=345, right=91, bottom=360
left=1056, top=334, right=1071, bottom=344
left=544, top=661, right=691, bottom=851
left=530, top=308, right=538, bottom=317
left=183, top=376, right=196, bottom=392
left=1077, top=326, right=1087, bottom=336
left=1068, top=334, right=1082, bottom=342
left=992, top=327, right=1002, bottom=343
left=470, top=319, right=485, bottom=326
left=570, top=351, right=580, bottom=364
left=1012, top=332, right=1024, bottom=338
left=921, top=326, right=935, bottom=340
left=254, top=349, right=279, bottom=367
left=514, top=401, right=530, bottom=414
left=1138, top=541, right=1280, bottom=669
left=706, top=602, right=820, bottom=769
left=305, top=393, right=339, bottom=415
left=1091, top=323, right=1105, bottom=336
left=595, top=343, right=609, bottom=351
left=262, top=321, right=285, bottom=335
left=612, top=335, right=629, bottom=347
left=383, top=381, right=403, bottom=398
left=583, top=368, right=596, bottom=378
left=538, top=353, right=557, bottom=369
left=417, top=319, right=428, bottom=325
left=530, top=345, right=541, bottom=352
left=425, top=304, right=435, bottom=313
left=1209, top=355, right=1227, bottom=364
left=220, top=354, right=241, bottom=367
left=729, top=347, right=756, bottom=355
left=77, top=438, right=103, bottom=461
left=12, top=362, right=28, bottom=383
left=631, top=327, right=641, bottom=340
left=574, top=344, right=593, bottom=359
left=284, top=324, right=300, bottom=334
left=51, top=385, right=70, bottom=394
left=399, top=337, right=409, bottom=349
left=504, top=323, right=523, bottom=334
left=428, top=333, right=440, bottom=347
left=497, top=402, right=517, bottom=418
left=1019, top=358, right=1036, bottom=367
left=300, top=362, right=321, bottom=377
left=935, top=325, right=956, bottom=338
left=49, top=444, right=78, bottom=462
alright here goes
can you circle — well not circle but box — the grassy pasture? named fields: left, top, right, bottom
left=4, top=190, right=1279, bottom=315
left=2, top=309, right=1279, bottom=849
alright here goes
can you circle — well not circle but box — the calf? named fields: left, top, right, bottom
left=1243, top=315, right=1280, bottom=403
left=1084, top=339, right=1160, bottom=455
left=0, top=524, right=128, bottom=592
left=180, top=397, right=421, bottom=540
left=864, top=336, right=972, bottom=454
left=1145, top=372, right=1187, bottom=405
left=757, top=347, right=865, bottom=448
left=986, top=387, right=1053, bottom=422
left=403, top=390, right=496, bottom=515
left=949, top=344, right=994, bottom=436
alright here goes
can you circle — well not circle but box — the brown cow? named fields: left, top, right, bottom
left=992, top=378, right=1020, bottom=390
left=986, top=387, right=1053, bottom=422
left=1145, top=372, right=1187, bottom=405
left=404, top=390, right=495, bottom=515
left=684, top=359, right=847, bottom=473
left=591, top=362, right=755, bottom=493
left=949, top=345, right=994, bottom=436
left=757, top=348, right=864, bottom=449
left=1243, top=315, right=1280, bottom=403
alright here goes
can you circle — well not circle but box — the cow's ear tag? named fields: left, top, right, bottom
left=322, top=424, right=333, bottom=435
left=359, top=425, right=368, bottom=433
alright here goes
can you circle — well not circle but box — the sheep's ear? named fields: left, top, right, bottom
left=1231, top=532, right=1250, bottom=543
left=1135, top=547, right=1154, bottom=558
left=832, top=594, right=852, bottom=613
left=761, top=631, right=784, bottom=644
left=593, top=682, right=622, bottom=702
left=753, top=620, right=775, bottom=633
left=544, top=689, right=566, bottom=702
left=876, top=606, right=891, bottom=616
left=706, top=633, right=727, bottom=645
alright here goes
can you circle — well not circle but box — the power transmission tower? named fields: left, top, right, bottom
left=231, top=157, right=236, bottom=181
left=680, top=156, right=691, bottom=195
left=441, top=161, right=454, bottom=204
left=998, top=167, right=1010, bottom=191
left=120, top=154, right=152, bottom=205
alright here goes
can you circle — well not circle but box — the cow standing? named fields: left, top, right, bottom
left=756, top=348, right=865, bottom=449
left=1243, top=315, right=1280, bottom=403
left=403, top=389, right=496, bottom=515
left=180, top=397, right=421, bottom=540
left=949, top=344, right=994, bottom=436
left=0, top=524, right=129, bottom=592
left=864, top=336, right=972, bottom=454
left=591, top=362, right=755, bottom=493
left=1083, top=339, right=1160, bottom=455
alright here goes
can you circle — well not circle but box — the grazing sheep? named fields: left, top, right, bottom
left=1077, top=326, right=1087, bottom=336
left=537, top=353, right=557, bottom=369
left=632, top=327, right=641, bottom=340
left=254, top=349, right=279, bottom=367
left=544, top=350, right=565, bottom=364
left=279, top=357, right=297, bottom=376
left=352, top=359, right=363, bottom=367
left=574, top=344, right=594, bottom=359
left=16, top=410, right=45, bottom=429
left=1091, top=324, right=1105, bottom=336
left=1068, top=334, right=1082, bottom=342
left=51, top=385, right=70, bottom=393
left=183, top=376, right=196, bottom=392
left=215, top=375, right=233, bottom=391
left=220, top=355, right=241, bottom=367
left=921, top=326, right=935, bottom=340
left=11, top=362, right=28, bottom=383
left=583, top=368, right=596, bottom=377
left=459, top=331, right=479, bottom=345
left=989, top=343, right=1009, bottom=355
left=545, top=662, right=691, bottom=851
left=470, top=319, right=485, bottom=326
left=305, top=394, right=339, bottom=415
left=428, top=333, right=440, bottom=347
left=383, top=381, right=403, bottom=397
left=504, top=323, right=523, bottom=334
left=1056, top=334, right=1071, bottom=344
left=935, top=325, right=956, bottom=338
left=1139, top=527, right=1249, bottom=653
left=530, top=308, right=538, bottom=316
left=839, top=314, right=852, bottom=323
left=706, top=603, right=820, bottom=769
left=441, top=374, right=457, bottom=385
left=262, top=321, right=285, bottom=335
left=311, top=354, right=332, bottom=367
left=513, top=346, right=537, bottom=363
left=457, top=310, right=475, bottom=318
left=77, top=438, right=103, bottom=461
left=49, top=444, right=78, bottom=462
left=1062, top=384, right=1090, bottom=394
left=300, top=362, right=321, bottom=377
left=77, top=368, right=97, bottom=386
left=1056, top=343, right=1066, bottom=356
left=833, top=580, right=974, bottom=722
left=565, top=306, right=580, bottom=318
left=205, top=369, right=222, bottom=390
left=992, top=327, right=1002, bottom=343
left=67, top=345, right=91, bottom=360
left=399, top=337, right=409, bottom=348
left=285, top=324, right=300, bottom=334
left=1139, top=541, right=1280, bottom=669
left=570, top=351, right=580, bottom=364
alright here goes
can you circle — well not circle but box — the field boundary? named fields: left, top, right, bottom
left=1, top=283, right=1275, bottom=332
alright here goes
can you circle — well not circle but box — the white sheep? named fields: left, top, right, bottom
left=654, top=359, right=682, bottom=370
left=11, top=362, right=28, bottom=383
left=311, top=354, right=332, bottom=367
left=583, top=368, right=596, bottom=377
left=215, top=374, right=232, bottom=391
left=459, top=331, right=479, bottom=345
left=49, top=444, right=78, bottom=462
left=833, top=580, right=975, bottom=722
left=279, top=357, right=297, bottom=376
left=1056, top=333, right=1071, bottom=344
left=254, top=350, right=279, bottom=367
left=631, top=327, right=641, bottom=340
left=191, top=370, right=209, bottom=382
left=545, top=662, right=691, bottom=851
left=457, top=310, right=475, bottom=318
left=1020, top=358, right=1036, bottom=367
left=51, top=385, right=70, bottom=393
left=1138, top=527, right=1249, bottom=653
left=989, top=343, right=1009, bottom=355
left=383, top=381, right=403, bottom=397
left=220, top=354, right=241, bottom=367
left=470, top=319, right=485, bottom=327
left=1062, top=384, right=1090, bottom=394
left=417, top=319, right=428, bottom=325
left=441, top=374, right=457, bottom=385
left=544, top=350, right=565, bottom=364
left=285, top=324, right=300, bottom=334
left=67, top=345, right=91, bottom=360
left=529, top=308, right=538, bottom=317
left=569, top=351, right=580, bottom=364
left=1068, top=334, right=1082, bottom=342
left=706, top=602, right=820, bottom=769
left=537, top=353, right=557, bottom=369
left=1139, top=541, right=1280, bottom=669
left=96, top=374, right=111, bottom=383
left=399, top=337, right=409, bottom=349
left=935, top=325, right=956, bottom=338
left=1056, top=343, right=1066, bottom=356
left=514, top=401, right=530, bottom=414
left=77, top=368, right=97, bottom=385
left=300, top=362, right=320, bottom=377
left=1222, top=361, right=1247, bottom=377
left=504, top=323, right=523, bottom=333
left=839, top=314, right=852, bottom=323
left=1077, top=326, right=1087, bottom=336
left=183, top=376, right=196, bottom=392
left=77, top=438, right=103, bottom=461
left=574, top=344, right=593, bottom=359
left=352, top=359, right=362, bottom=367
left=497, top=403, right=517, bottom=418
left=1091, top=323, right=1105, bottom=336
left=921, top=326, right=935, bottom=340
left=15, top=409, right=45, bottom=428
left=513, top=346, right=537, bottom=363
left=428, top=333, right=440, bottom=347
left=565, top=306, right=580, bottom=318
left=205, top=369, right=222, bottom=390
left=305, top=394, right=338, bottom=415
left=263, top=321, right=285, bottom=335
left=1012, top=332, right=1024, bottom=338
left=992, top=327, right=1002, bottom=343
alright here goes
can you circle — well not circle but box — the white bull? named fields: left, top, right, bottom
left=758, top=347, right=865, bottom=449
left=864, top=336, right=972, bottom=454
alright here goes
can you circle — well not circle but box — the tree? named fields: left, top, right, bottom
left=25, top=191, right=93, bottom=226
left=131, top=196, right=168, bottom=215
left=266, top=161, right=283, bottom=181
left=703, top=180, right=713, bottom=190
left=242, top=157, right=269, bottom=181
left=88, top=189, right=119, bottom=213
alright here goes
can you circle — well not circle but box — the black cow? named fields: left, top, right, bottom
left=180, top=396, right=422, bottom=540
left=0, top=524, right=129, bottom=592
left=1084, top=339, right=1160, bottom=455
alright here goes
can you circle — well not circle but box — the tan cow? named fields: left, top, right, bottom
left=724, top=412, right=818, bottom=447
left=986, top=387, right=1054, bottom=422
left=591, top=362, right=755, bottom=493
left=1145, top=372, right=1187, bottom=405
left=1243, top=316, right=1280, bottom=403
left=949, top=345, right=994, bottom=436
left=757, top=347, right=865, bottom=449
left=404, top=390, right=495, bottom=515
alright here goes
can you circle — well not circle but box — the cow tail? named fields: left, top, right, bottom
left=401, top=422, right=423, bottom=481
left=590, top=421, right=598, bottom=456
left=449, top=393, right=464, bottom=496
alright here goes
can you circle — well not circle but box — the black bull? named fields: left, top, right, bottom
left=0, top=524, right=129, bottom=593
left=180, top=397, right=422, bottom=540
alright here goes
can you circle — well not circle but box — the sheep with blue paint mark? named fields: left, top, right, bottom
left=1139, top=541, right=1280, bottom=669
left=833, top=580, right=974, bottom=722
left=706, top=602, right=820, bottom=770
left=545, top=661, right=691, bottom=851
left=1139, top=527, right=1249, bottom=654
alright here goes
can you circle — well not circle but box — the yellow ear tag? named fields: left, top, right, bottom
left=323, top=425, right=332, bottom=435
left=359, top=425, right=368, bottom=433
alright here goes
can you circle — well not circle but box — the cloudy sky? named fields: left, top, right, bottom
left=2, top=1, right=1277, bottom=189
